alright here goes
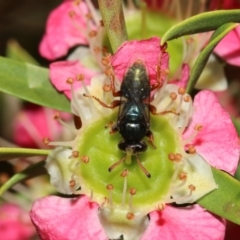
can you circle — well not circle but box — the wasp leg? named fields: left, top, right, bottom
left=83, top=94, right=121, bottom=109
left=149, top=104, right=178, bottom=116
left=146, top=129, right=156, bottom=149
left=109, top=74, right=121, bottom=97
left=108, top=156, right=126, bottom=172
left=136, top=154, right=151, bottom=178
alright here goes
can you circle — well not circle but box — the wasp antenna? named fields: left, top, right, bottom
left=108, top=156, right=126, bottom=172
left=136, top=155, right=151, bottom=178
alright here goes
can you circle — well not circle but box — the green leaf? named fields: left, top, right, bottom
left=98, top=0, right=128, bottom=52
left=161, top=10, right=240, bottom=44
left=0, top=57, right=71, bottom=112
left=0, top=147, right=50, bottom=161
left=6, top=39, right=39, bottom=65
left=232, top=117, right=240, bottom=136
left=198, top=168, right=240, bottom=225
left=0, top=161, right=46, bottom=196
left=186, top=23, right=238, bottom=93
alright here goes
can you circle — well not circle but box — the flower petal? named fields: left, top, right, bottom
left=141, top=205, right=225, bottom=240
left=214, top=26, right=240, bottom=67
left=30, top=195, right=107, bottom=240
left=45, top=147, right=75, bottom=194
left=39, top=1, right=89, bottom=60
left=50, top=60, right=99, bottom=99
left=111, top=37, right=169, bottom=84
left=183, top=90, right=239, bottom=174
left=0, top=203, right=35, bottom=240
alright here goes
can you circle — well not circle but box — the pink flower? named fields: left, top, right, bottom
left=40, top=0, right=103, bottom=99
left=0, top=203, right=35, bottom=240
left=39, top=0, right=89, bottom=60
left=30, top=195, right=225, bottom=240
left=30, top=38, right=239, bottom=239
left=13, top=104, right=70, bottom=148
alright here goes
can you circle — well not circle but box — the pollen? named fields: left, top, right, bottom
left=188, top=145, right=196, bottom=154
left=175, top=153, right=182, bottom=162
left=129, top=188, right=137, bottom=195
left=69, top=179, right=76, bottom=188
left=178, top=87, right=186, bottom=95
left=120, top=169, right=129, bottom=177
left=168, top=153, right=176, bottom=161
left=81, top=155, right=90, bottom=163
left=43, top=137, right=50, bottom=146
left=68, top=10, right=76, bottom=18
left=106, top=184, right=114, bottom=191
left=170, top=92, right=177, bottom=100
left=89, top=30, right=97, bottom=38
left=66, top=78, right=74, bottom=84
left=184, top=95, right=191, bottom=102
left=189, top=184, right=196, bottom=192
left=76, top=74, right=84, bottom=81
left=126, top=212, right=135, bottom=220
left=72, top=151, right=79, bottom=158
left=179, top=172, right=187, bottom=180
left=73, top=0, right=81, bottom=6
left=194, top=124, right=203, bottom=131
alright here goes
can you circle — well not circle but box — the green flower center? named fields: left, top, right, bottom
left=77, top=111, right=180, bottom=212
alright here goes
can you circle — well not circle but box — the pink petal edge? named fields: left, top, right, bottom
left=183, top=90, right=239, bottom=174
left=141, top=205, right=225, bottom=240
left=30, top=196, right=107, bottom=240
left=111, top=37, right=169, bottom=84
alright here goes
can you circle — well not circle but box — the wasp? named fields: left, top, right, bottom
left=84, top=58, right=171, bottom=178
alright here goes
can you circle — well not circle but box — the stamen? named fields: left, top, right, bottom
left=85, top=0, right=100, bottom=24
left=68, top=150, right=79, bottom=159
left=156, top=202, right=165, bottom=211
left=106, top=184, right=114, bottom=208
left=188, top=145, right=196, bottom=154
left=88, top=30, right=97, bottom=38
left=81, top=155, right=90, bottom=163
left=48, top=140, right=74, bottom=147
left=129, top=188, right=137, bottom=211
left=100, top=197, right=109, bottom=208
left=126, top=212, right=135, bottom=220
left=43, top=137, right=50, bottom=146
left=90, top=189, right=93, bottom=202
left=69, top=11, right=87, bottom=38
left=178, top=96, right=193, bottom=135
left=175, top=153, right=183, bottom=162
left=121, top=169, right=128, bottom=206
left=78, top=75, right=99, bottom=119
left=182, top=124, right=203, bottom=145
left=54, top=112, right=78, bottom=135
left=67, top=79, right=87, bottom=124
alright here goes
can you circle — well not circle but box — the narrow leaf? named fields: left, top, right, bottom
left=0, top=147, right=50, bottom=161
left=186, top=23, right=238, bottom=93
left=0, top=161, right=46, bottom=196
left=0, top=57, right=71, bottom=112
left=98, top=0, right=128, bottom=52
left=161, top=10, right=240, bottom=44
left=6, top=39, right=39, bottom=65
left=198, top=168, right=240, bottom=225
